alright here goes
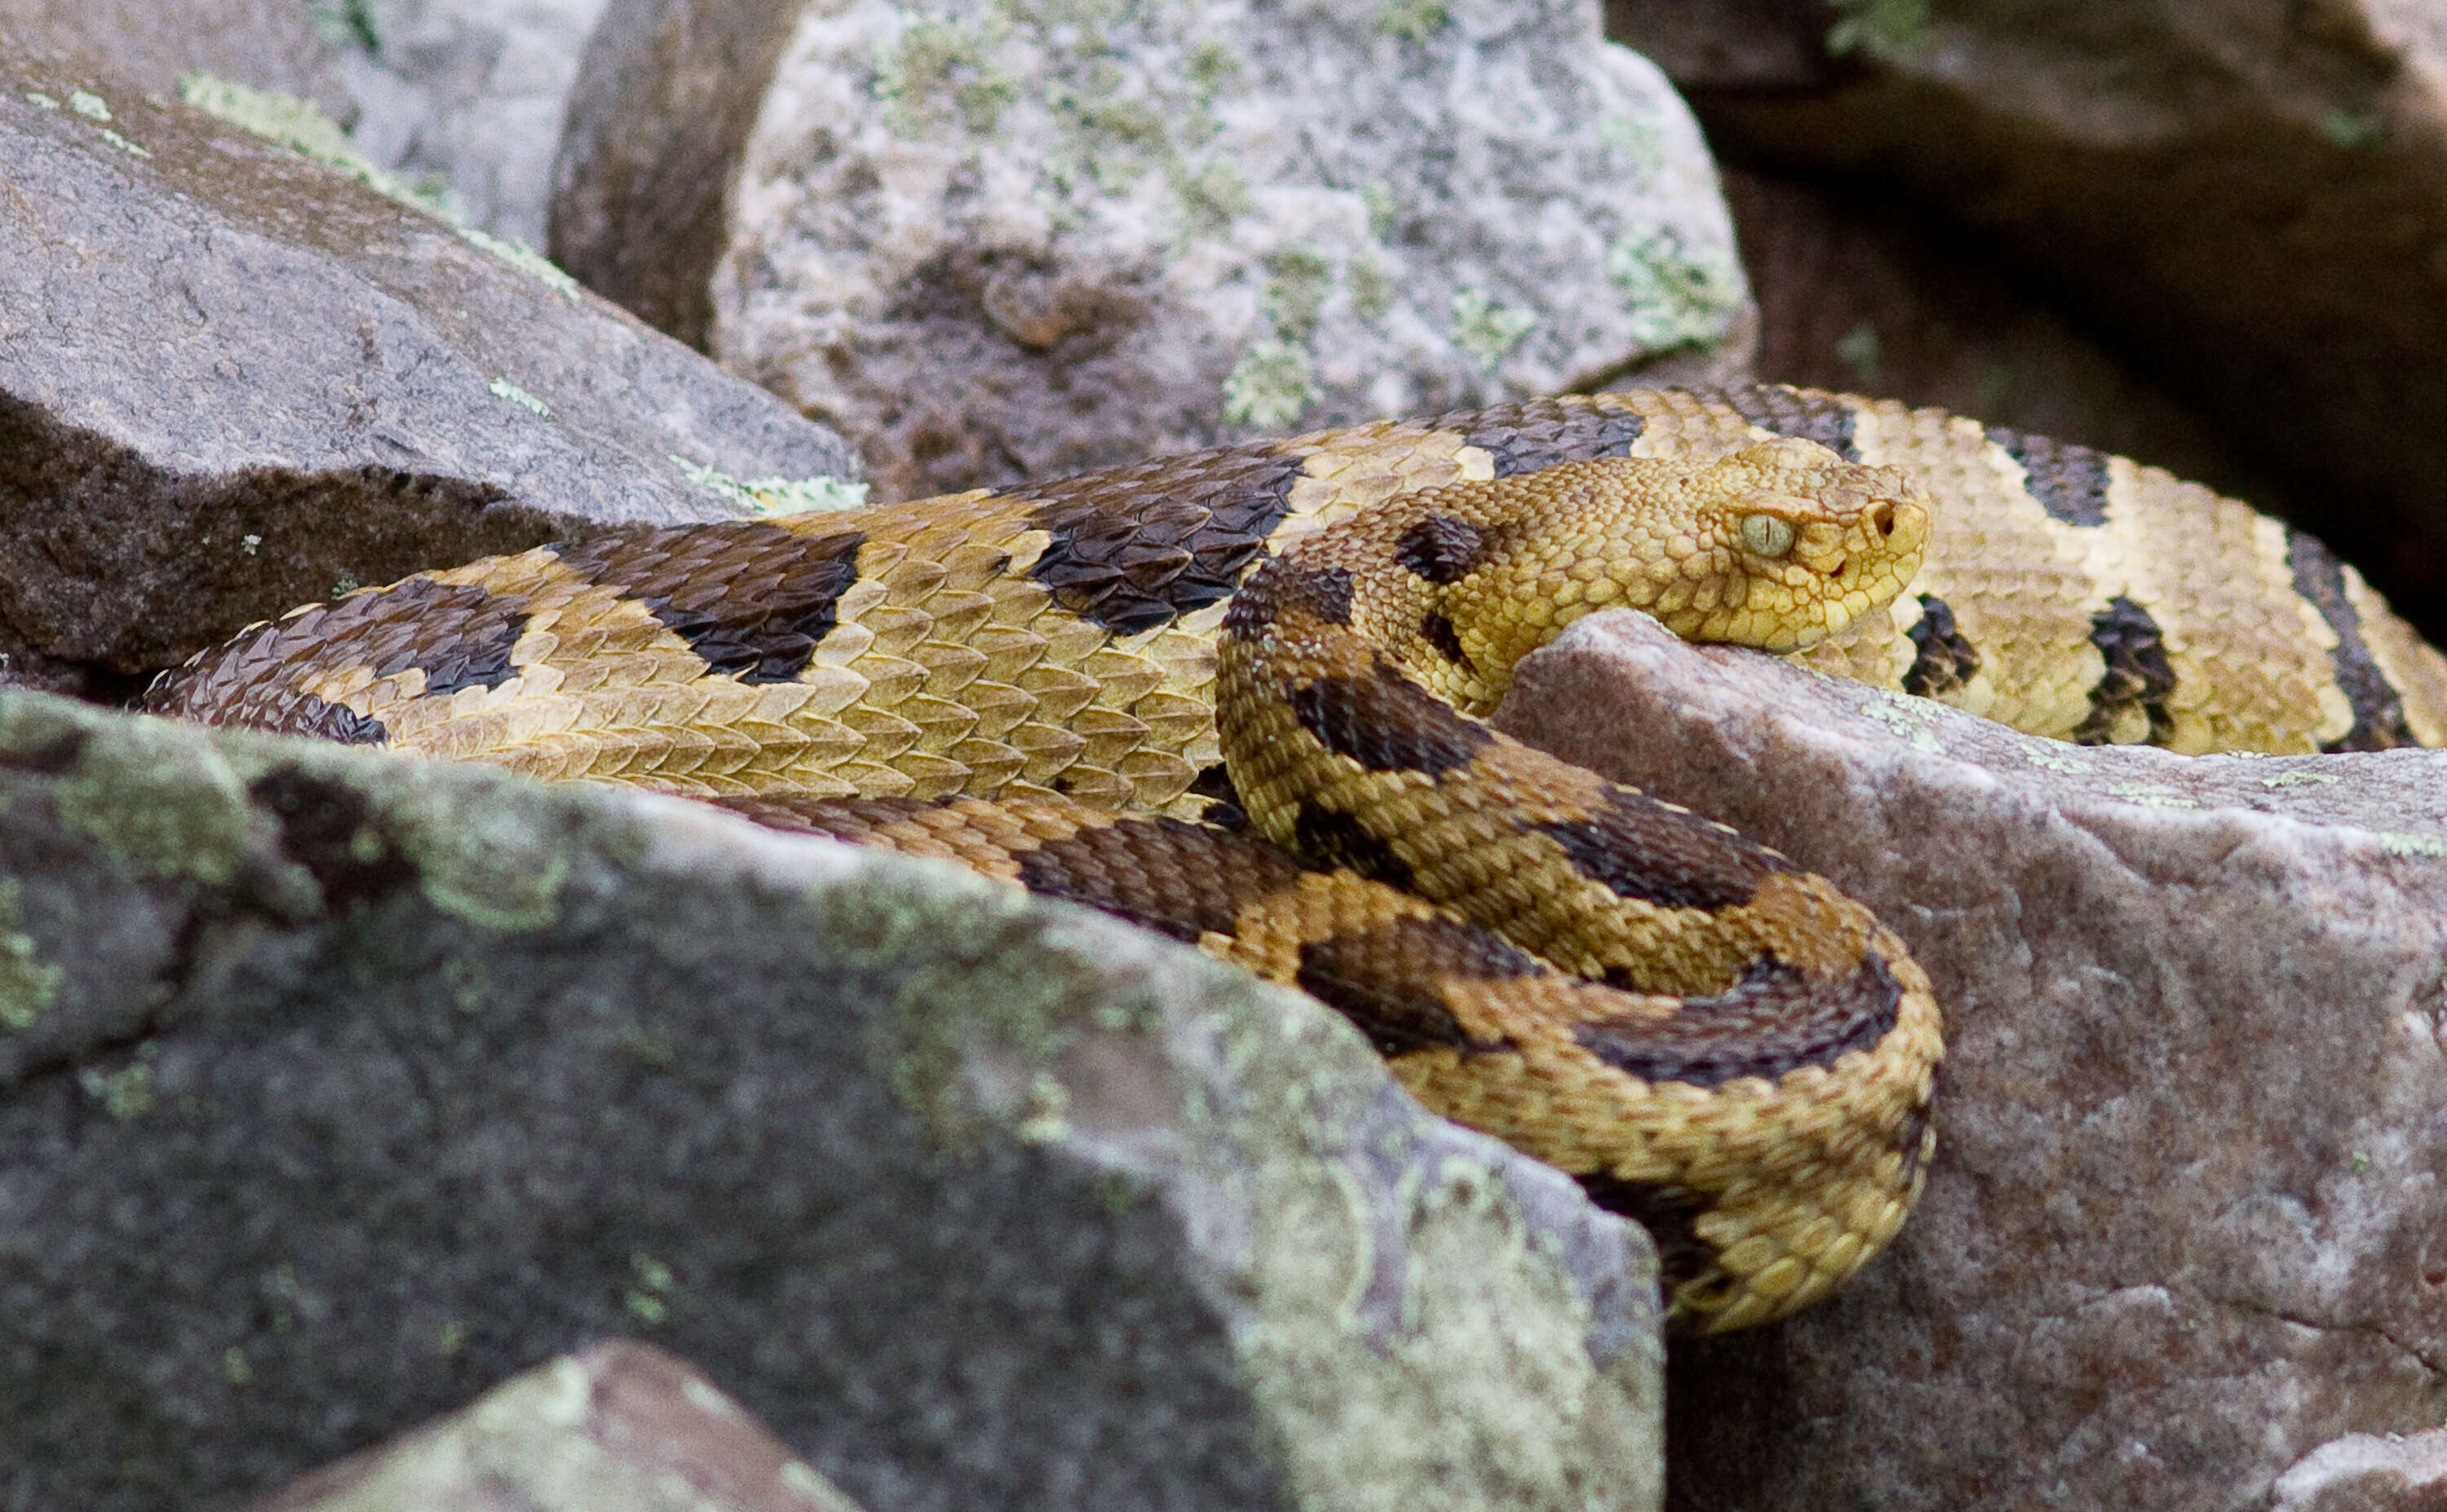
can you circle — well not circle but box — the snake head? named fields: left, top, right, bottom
left=1676, top=438, right=1932, bottom=651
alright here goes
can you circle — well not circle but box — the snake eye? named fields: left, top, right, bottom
left=1739, top=513, right=1797, bottom=558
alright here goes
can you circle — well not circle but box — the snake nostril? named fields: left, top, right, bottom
left=1871, top=502, right=1896, bottom=537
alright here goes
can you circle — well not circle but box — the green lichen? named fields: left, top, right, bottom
left=179, top=73, right=454, bottom=219
left=1597, top=114, right=1663, bottom=173
left=458, top=227, right=580, bottom=299
left=2318, top=108, right=2386, bottom=151
left=668, top=456, right=870, bottom=516
left=1263, top=244, right=1334, bottom=343
left=819, top=847, right=1660, bottom=1505
left=1604, top=228, right=1745, bottom=352
left=1450, top=287, right=1537, bottom=370
left=69, top=91, right=111, bottom=122
left=0, top=878, right=61, bottom=1032
left=1825, top=0, right=1933, bottom=58
left=1360, top=183, right=1397, bottom=240
left=305, top=0, right=382, bottom=54
left=1348, top=252, right=1395, bottom=325
left=78, top=1059, right=156, bottom=1121
left=487, top=376, right=551, bottom=418
left=624, top=1250, right=675, bottom=1324
left=1171, top=157, right=1250, bottom=235
left=1836, top=319, right=1882, bottom=385
left=1170, top=927, right=1664, bottom=1509
left=2101, top=782, right=2200, bottom=810
left=1222, top=339, right=1318, bottom=429
left=877, top=19, right=1020, bottom=136
left=1376, top=0, right=1449, bottom=43
left=1856, top=687, right=1945, bottom=752
left=178, top=74, right=577, bottom=293
left=49, top=716, right=252, bottom=885
left=843, top=866, right=1160, bottom=1154
left=1184, top=38, right=1242, bottom=95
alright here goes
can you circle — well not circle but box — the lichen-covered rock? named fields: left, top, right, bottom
left=1494, top=611, right=2447, bottom=1512
left=0, top=690, right=1662, bottom=1512
left=554, top=0, right=1751, bottom=501
left=248, top=1342, right=870, bottom=1512
left=2272, top=1429, right=2447, bottom=1512
left=0, top=33, right=861, bottom=696
left=0, top=0, right=354, bottom=122
left=326, top=0, right=615, bottom=249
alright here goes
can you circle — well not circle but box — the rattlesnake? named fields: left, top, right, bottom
left=146, top=384, right=2447, bottom=1331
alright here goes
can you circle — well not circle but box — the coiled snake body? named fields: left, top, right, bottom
left=148, top=386, right=2447, bottom=1332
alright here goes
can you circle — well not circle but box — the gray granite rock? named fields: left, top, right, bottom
left=1493, top=611, right=2447, bottom=1512
left=0, top=689, right=1662, bottom=1512
left=554, top=0, right=1752, bottom=501
left=2272, top=1429, right=2447, bottom=1512
left=0, top=0, right=355, bottom=122
left=327, top=0, right=616, bottom=249
left=0, top=34, right=860, bottom=697
left=248, top=1341, right=870, bottom=1512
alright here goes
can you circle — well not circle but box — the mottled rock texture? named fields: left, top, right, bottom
left=330, top=0, right=615, bottom=248
left=0, top=35, right=858, bottom=697
left=249, top=1342, right=869, bottom=1512
left=2271, top=1429, right=2447, bottom=1512
left=0, top=691, right=1663, bottom=1512
left=0, top=0, right=353, bottom=121
left=1494, top=611, right=2447, bottom=1512
left=1607, top=0, right=2447, bottom=648
left=555, top=0, right=1750, bottom=501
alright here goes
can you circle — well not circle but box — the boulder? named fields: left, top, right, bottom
left=247, top=1341, right=870, bottom=1512
left=0, top=688, right=1663, bottom=1512
left=0, top=34, right=860, bottom=697
left=1495, top=611, right=2447, bottom=1512
left=326, top=0, right=617, bottom=248
left=552, top=0, right=1753, bottom=500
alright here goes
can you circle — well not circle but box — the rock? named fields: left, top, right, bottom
left=1493, top=611, right=2447, bottom=1512
left=1606, top=0, right=2447, bottom=648
left=552, top=0, right=1752, bottom=501
left=0, top=0, right=354, bottom=123
left=1716, top=166, right=2272, bottom=506
left=2272, top=1430, right=2447, bottom=1512
left=0, top=34, right=861, bottom=697
left=247, top=1341, right=870, bottom=1512
left=0, top=689, right=1663, bottom=1512
left=325, top=0, right=616, bottom=248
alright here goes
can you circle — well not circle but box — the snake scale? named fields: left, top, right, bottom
left=145, top=384, right=2447, bottom=1333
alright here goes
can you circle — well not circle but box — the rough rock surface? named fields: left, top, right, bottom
left=0, top=0, right=354, bottom=122
left=1493, top=612, right=2447, bottom=1512
left=250, top=1342, right=870, bottom=1512
left=555, top=0, right=1750, bottom=501
left=2270, top=1429, right=2447, bottom=1512
left=330, top=0, right=616, bottom=248
left=0, top=35, right=860, bottom=697
left=1607, top=0, right=2447, bottom=645
left=0, top=690, right=1663, bottom=1512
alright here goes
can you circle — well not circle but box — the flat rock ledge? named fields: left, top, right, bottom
left=1496, top=612, right=2447, bottom=1512
left=0, top=690, right=1660, bottom=1512
left=0, top=32, right=859, bottom=696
